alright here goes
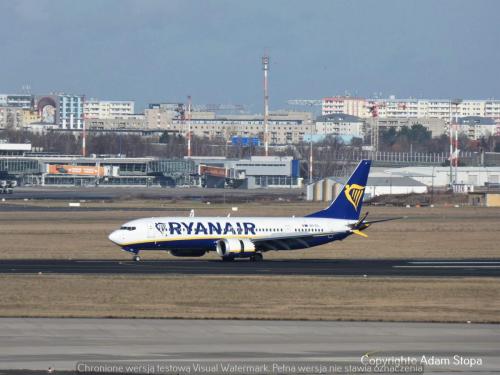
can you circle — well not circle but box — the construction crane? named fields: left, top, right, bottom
left=286, top=99, right=322, bottom=106
left=192, top=104, right=248, bottom=112
left=286, top=99, right=323, bottom=117
left=174, top=103, right=248, bottom=120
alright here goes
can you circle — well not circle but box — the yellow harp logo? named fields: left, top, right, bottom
left=344, top=184, right=365, bottom=210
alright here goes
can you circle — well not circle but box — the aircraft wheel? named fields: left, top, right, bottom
left=132, top=255, right=141, bottom=262
left=251, top=253, right=263, bottom=261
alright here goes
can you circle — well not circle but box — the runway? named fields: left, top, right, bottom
left=6, top=186, right=301, bottom=201
left=0, top=318, right=499, bottom=373
left=1, top=258, right=499, bottom=277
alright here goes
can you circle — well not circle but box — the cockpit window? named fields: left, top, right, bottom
left=120, top=226, right=136, bottom=231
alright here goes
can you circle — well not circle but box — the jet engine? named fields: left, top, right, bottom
left=216, top=238, right=256, bottom=258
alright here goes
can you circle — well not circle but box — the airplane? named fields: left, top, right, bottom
left=108, top=160, right=397, bottom=261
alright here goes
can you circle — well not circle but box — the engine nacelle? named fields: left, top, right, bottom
left=216, top=238, right=256, bottom=258
left=169, top=249, right=206, bottom=257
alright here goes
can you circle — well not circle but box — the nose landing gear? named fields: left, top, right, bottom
left=132, top=255, right=141, bottom=262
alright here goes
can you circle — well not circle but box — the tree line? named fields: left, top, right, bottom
left=1, top=127, right=499, bottom=180
left=379, top=124, right=500, bottom=154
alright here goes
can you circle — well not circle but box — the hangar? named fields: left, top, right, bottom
left=306, top=175, right=427, bottom=201
left=193, top=156, right=302, bottom=189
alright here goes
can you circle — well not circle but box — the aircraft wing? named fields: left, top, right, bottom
left=250, top=217, right=404, bottom=250
left=251, top=232, right=337, bottom=251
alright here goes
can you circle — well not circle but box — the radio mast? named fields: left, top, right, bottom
left=262, top=54, right=270, bottom=156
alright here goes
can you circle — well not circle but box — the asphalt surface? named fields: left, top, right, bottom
left=5, top=186, right=302, bottom=201
left=0, top=318, right=499, bottom=373
left=1, top=258, right=499, bottom=277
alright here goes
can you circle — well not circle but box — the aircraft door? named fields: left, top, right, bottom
left=147, top=222, right=155, bottom=238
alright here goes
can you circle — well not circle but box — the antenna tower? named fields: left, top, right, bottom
left=262, top=55, right=270, bottom=156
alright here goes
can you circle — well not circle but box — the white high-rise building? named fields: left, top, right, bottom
left=322, top=96, right=500, bottom=121
left=315, top=114, right=365, bottom=138
left=322, top=97, right=366, bottom=117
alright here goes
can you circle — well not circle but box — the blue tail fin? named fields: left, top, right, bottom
left=307, top=160, right=371, bottom=220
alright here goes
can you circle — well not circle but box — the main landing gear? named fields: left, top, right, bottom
left=221, top=253, right=263, bottom=262
left=250, top=253, right=263, bottom=262
left=132, top=255, right=141, bottom=262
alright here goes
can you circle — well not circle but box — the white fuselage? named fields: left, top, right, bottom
left=109, top=216, right=355, bottom=256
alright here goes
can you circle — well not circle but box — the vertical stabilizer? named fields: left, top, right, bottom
left=306, top=160, right=371, bottom=220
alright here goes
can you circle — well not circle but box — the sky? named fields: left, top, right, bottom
left=1, top=0, right=499, bottom=112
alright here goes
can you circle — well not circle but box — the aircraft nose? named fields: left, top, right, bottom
left=108, top=230, right=123, bottom=245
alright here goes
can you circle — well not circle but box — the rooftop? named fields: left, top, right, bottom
left=316, top=113, right=363, bottom=122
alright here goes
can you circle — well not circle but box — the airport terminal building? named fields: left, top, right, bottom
left=0, top=144, right=302, bottom=189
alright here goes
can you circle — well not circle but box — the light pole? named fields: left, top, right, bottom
left=451, top=99, right=462, bottom=185
left=448, top=100, right=453, bottom=188
left=309, top=119, right=316, bottom=185
left=431, top=165, right=435, bottom=205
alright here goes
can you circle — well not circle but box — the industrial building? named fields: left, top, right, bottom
left=385, top=166, right=500, bottom=187
left=306, top=163, right=500, bottom=201
left=468, top=190, right=500, bottom=207
left=306, top=174, right=427, bottom=201
left=0, top=142, right=32, bottom=156
left=193, top=156, right=302, bottom=189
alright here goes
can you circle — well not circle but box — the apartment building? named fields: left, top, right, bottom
left=156, top=112, right=314, bottom=145
left=85, top=114, right=146, bottom=130
left=0, top=107, right=24, bottom=129
left=315, top=114, right=365, bottom=138
left=322, top=96, right=500, bottom=120
left=84, top=100, right=135, bottom=119
left=322, top=97, right=366, bottom=117
left=366, top=117, right=448, bottom=137
left=456, top=117, right=498, bottom=140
